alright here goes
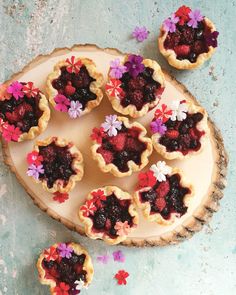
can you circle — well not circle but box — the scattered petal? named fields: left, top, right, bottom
left=132, top=26, right=149, bottom=42
left=112, top=250, right=125, bottom=262
left=97, top=254, right=110, bottom=264
left=114, top=270, right=129, bottom=285
left=114, top=221, right=131, bottom=236
left=53, top=192, right=69, bottom=203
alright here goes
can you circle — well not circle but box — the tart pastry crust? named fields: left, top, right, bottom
left=46, top=57, right=104, bottom=116
left=158, top=18, right=216, bottom=70
left=37, top=242, right=94, bottom=294
left=152, top=102, right=209, bottom=160
left=134, top=168, right=194, bottom=225
left=32, top=136, right=84, bottom=193
left=79, top=186, right=139, bottom=245
left=106, top=57, right=165, bottom=118
left=91, top=116, right=153, bottom=177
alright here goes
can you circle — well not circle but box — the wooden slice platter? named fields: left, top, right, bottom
left=1, top=44, right=228, bottom=246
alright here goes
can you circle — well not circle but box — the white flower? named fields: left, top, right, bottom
left=170, top=100, right=188, bottom=121
left=101, top=114, right=122, bottom=137
left=150, top=161, right=172, bottom=182
left=68, top=100, right=83, bottom=119
left=74, top=279, right=88, bottom=290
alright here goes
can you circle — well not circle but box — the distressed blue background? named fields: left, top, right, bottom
left=0, top=0, right=235, bottom=294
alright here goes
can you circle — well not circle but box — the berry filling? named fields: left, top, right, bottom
left=164, top=21, right=211, bottom=63
left=38, top=142, right=76, bottom=188
left=0, top=89, right=43, bottom=133
left=52, top=66, right=97, bottom=110
left=42, top=252, right=87, bottom=293
left=89, top=193, right=133, bottom=238
left=140, top=173, right=190, bottom=219
left=97, top=124, right=147, bottom=172
left=159, top=112, right=204, bottom=154
left=119, top=67, right=161, bottom=111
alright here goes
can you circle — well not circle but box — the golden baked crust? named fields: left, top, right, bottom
left=91, top=116, right=153, bottom=177
left=134, top=168, right=194, bottom=225
left=46, top=57, right=104, bottom=116
left=31, top=136, right=84, bottom=193
left=37, top=242, right=94, bottom=294
left=152, top=102, right=209, bottom=160
left=158, top=18, right=216, bottom=70
left=106, top=56, right=165, bottom=118
left=79, top=186, right=139, bottom=245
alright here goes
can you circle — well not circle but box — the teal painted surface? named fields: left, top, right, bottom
left=0, top=0, right=235, bottom=294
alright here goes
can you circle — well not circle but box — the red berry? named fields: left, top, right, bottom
left=15, top=103, right=32, bottom=118
left=48, top=266, right=59, bottom=278
left=193, top=40, right=205, bottom=54
left=174, top=45, right=190, bottom=57
left=156, top=181, right=170, bottom=198
left=5, top=112, right=20, bottom=122
left=130, top=90, right=144, bottom=110
left=108, top=133, right=126, bottom=151
left=97, top=148, right=114, bottom=164
left=189, top=128, right=198, bottom=139
left=165, top=129, right=179, bottom=139
left=65, top=84, right=76, bottom=96
left=75, top=263, right=83, bottom=274
left=105, top=219, right=112, bottom=230
left=155, top=197, right=166, bottom=212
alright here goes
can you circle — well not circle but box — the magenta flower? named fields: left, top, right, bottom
left=54, top=94, right=70, bottom=112
left=7, top=81, right=24, bottom=100
left=97, top=254, right=110, bottom=264
left=205, top=31, right=219, bottom=48
left=132, top=26, right=149, bottom=42
left=101, top=115, right=122, bottom=137
left=150, top=119, right=167, bottom=135
left=27, top=164, right=44, bottom=180
left=57, top=243, right=73, bottom=258
left=112, top=250, right=125, bottom=262
left=124, top=54, right=145, bottom=78
left=68, top=101, right=83, bottom=118
left=163, top=14, right=179, bottom=33
left=110, top=58, right=127, bottom=79
left=2, top=124, right=21, bottom=142
left=187, top=9, right=203, bottom=28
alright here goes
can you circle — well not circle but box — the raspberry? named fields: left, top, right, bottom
left=189, top=128, right=198, bottom=139
left=156, top=181, right=170, bottom=198
left=129, top=90, right=144, bottom=110
left=65, top=84, right=76, bottom=96
left=105, top=218, right=112, bottom=230
left=165, top=129, right=179, bottom=139
left=15, top=103, right=33, bottom=119
left=155, top=197, right=166, bottom=212
left=128, top=127, right=140, bottom=138
left=128, top=77, right=146, bottom=90
left=108, top=133, right=126, bottom=151
left=74, top=263, right=83, bottom=274
left=164, top=33, right=181, bottom=49
left=193, top=40, right=205, bottom=54
left=97, top=148, right=114, bottom=164
left=5, top=112, right=19, bottom=123
left=174, top=45, right=190, bottom=57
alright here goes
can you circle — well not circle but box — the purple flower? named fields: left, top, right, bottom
left=205, top=31, right=219, bottom=48
left=110, top=58, right=127, bottom=79
left=112, top=250, right=125, bottom=262
left=7, top=81, right=24, bottom=100
left=150, top=119, right=167, bottom=135
left=97, top=254, right=110, bottom=264
left=132, top=26, right=149, bottom=42
left=187, top=9, right=203, bottom=28
left=57, top=243, right=73, bottom=258
left=68, top=100, right=83, bottom=118
left=27, top=164, right=44, bottom=180
left=101, top=115, right=122, bottom=137
left=163, top=14, right=179, bottom=33
left=124, top=54, right=145, bottom=78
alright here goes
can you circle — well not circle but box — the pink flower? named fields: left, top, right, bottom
left=132, top=26, right=149, bottom=42
left=2, top=124, right=21, bottom=142
left=154, top=104, right=172, bottom=123
left=26, top=151, right=43, bottom=166
left=65, top=56, right=82, bottom=74
left=44, top=246, right=59, bottom=262
left=54, top=94, right=70, bottom=112
left=105, top=79, right=124, bottom=99
left=22, top=82, right=39, bottom=98
left=114, top=221, right=131, bottom=236
left=97, top=254, right=110, bottom=264
left=163, top=14, right=179, bottom=33
left=109, top=58, right=127, bottom=79
left=7, top=81, right=24, bottom=100
left=101, top=115, right=122, bottom=137
left=112, top=250, right=125, bottom=262
left=53, top=192, right=69, bottom=203
left=187, top=9, right=203, bottom=28
left=68, top=101, right=83, bottom=118
left=80, top=200, right=97, bottom=217
left=57, top=243, right=73, bottom=259
left=27, top=164, right=44, bottom=180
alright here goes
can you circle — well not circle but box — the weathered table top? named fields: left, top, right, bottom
left=0, top=1, right=235, bottom=294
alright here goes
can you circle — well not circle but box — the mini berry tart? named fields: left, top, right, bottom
left=0, top=81, right=50, bottom=142
left=37, top=242, right=94, bottom=294
left=26, top=136, right=84, bottom=193
left=79, top=186, right=138, bottom=245
left=134, top=161, right=193, bottom=225
left=91, top=115, right=153, bottom=177
left=158, top=6, right=219, bottom=69
left=105, top=54, right=165, bottom=118
left=46, top=55, right=104, bottom=118
left=150, top=100, right=208, bottom=159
